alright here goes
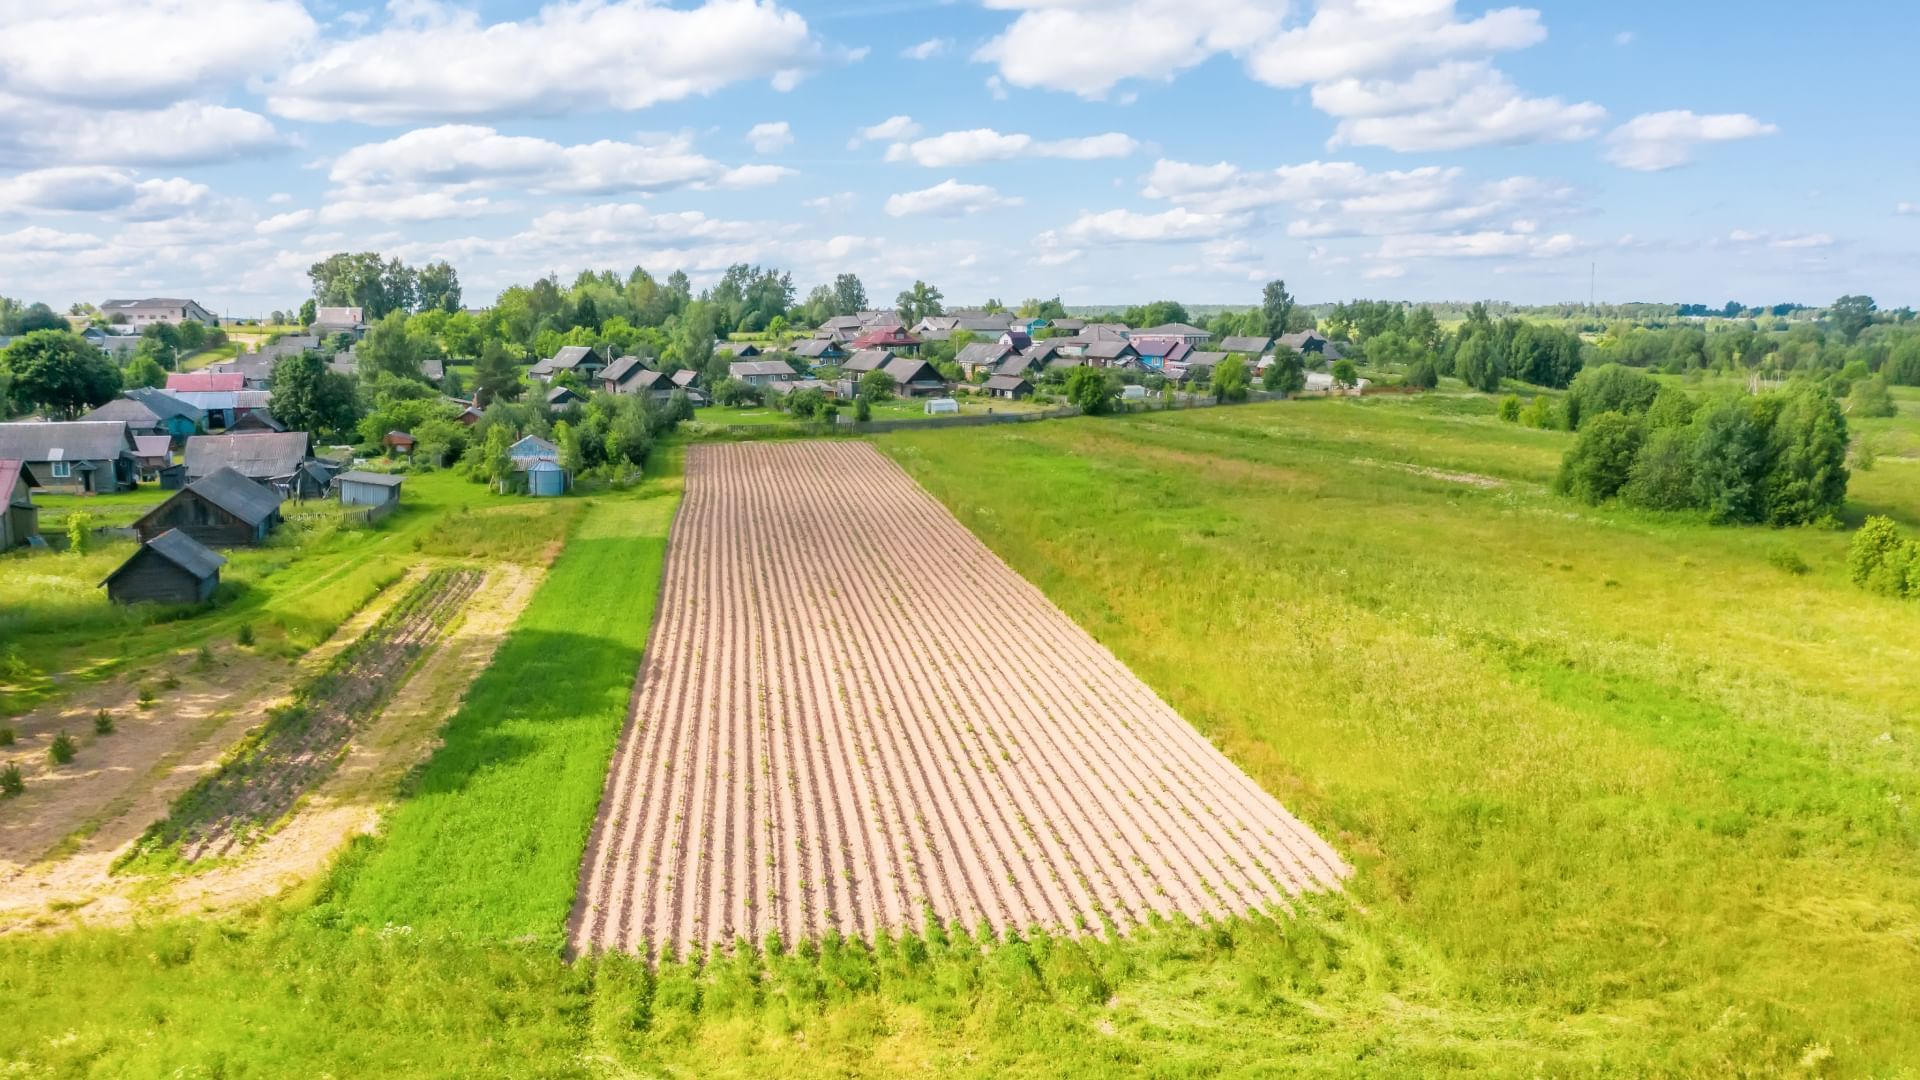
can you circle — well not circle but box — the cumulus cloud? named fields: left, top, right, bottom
left=1605, top=110, right=1778, bottom=171
left=1313, top=61, right=1605, bottom=152
left=976, top=0, right=1283, bottom=99
left=1244, top=0, right=1546, bottom=88
left=1377, top=230, right=1578, bottom=259
left=256, top=209, right=316, bottom=235
left=318, top=193, right=496, bottom=225
left=0, top=0, right=315, bottom=108
left=884, top=128, right=1140, bottom=167
left=885, top=180, right=1023, bottom=217
left=0, top=95, right=285, bottom=168
left=0, top=167, right=211, bottom=219
left=719, top=164, right=797, bottom=188
left=1727, top=229, right=1833, bottom=250
left=265, top=0, right=838, bottom=123
left=747, top=121, right=794, bottom=154
left=1899, top=202, right=1918, bottom=216
left=1050, top=207, right=1248, bottom=244
left=329, top=126, right=762, bottom=196
left=849, top=115, right=922, bottom=148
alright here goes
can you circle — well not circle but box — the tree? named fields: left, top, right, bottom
left=1212, top=355, right=1249, bottom=403
left=1455, top=333, right=1503, bottom=393
left=1848, top=376, right=1897, bottom=418
left=298, top=299, right=316, bottom=327
left=122, top=354, right=167, bottom=389
left=665, top=389, right=694, bottom=425
left=1331, top=358, right=1359, bottom=388
left=553, top=420, right=584, bottom=475
left=482, top=424, right=515, bottom=492
left=1622, top=426, right=1697, bottom=510
left=853, top=394, right=872, bottom=422
left=831, top=273, right=868, bottom=317
left=1404, top=360, right=1438, bottom=389
left=1065, top=366, right=1118, bottom=415
left=1260, top=280, right=1296, bottom=340
left=3, top=331, right=119, bottom=417
left=895, top=280, right=945, bottom=324
left=858, top=369, right=895, bottom=402
left=1829, top=295, right=1876, bottom=344
left=1555, top=411, right=1644, bottom=504
left=357, top=311, right=430, bottom=383
left=1766, top=384, right=1849, bottom=526
left=785, top=387, right=829, bottom=421
left=1565, top=363, right=1659, bottom=429
left=416, top=261, right=462, bottom=314
left=1263, top=349, right=1306, bottom=395
left=1688, top=395, right=1772, bottom=524
left=712, top=378, right=761, bottom=407
left=607, top=398, right=652, bottom=467
left=271, top=351, right=361, bottom=438
left=1847, top=516, right=1920, bottom=598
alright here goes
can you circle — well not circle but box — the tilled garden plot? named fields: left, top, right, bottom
left=570, top=442, right=1347, bottom=958
left=127, top=567, right=485, bottom=866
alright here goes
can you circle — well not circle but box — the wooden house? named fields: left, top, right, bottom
left=384, top=430, right=416, bottom=455
left=0, top=421, right=139, bottom=494
left=123, top=388, right=205, bottom=443
left=184, top=432, right=309, bottom=485
left=882, top=357, right=948, bottom=397
left=0, top=459, right=39, bottom=550
left=133, top=466, right=283, bottom=547
left=955, top=342, right=1013, bottom=380
left=728, top=359, right=796, bottom=387
left=101, top=529, right=226, bottom=605
left=82, top=397, right=166, bottom=437
left=546, top=385, right=585, bottom=408
left=336, top=470, right=403, bottom=508
left=132, top=434, right=172, bottom=480
left=792, top=338, right=847, bottom=364
left=985, top=375, right=1034, bottom=400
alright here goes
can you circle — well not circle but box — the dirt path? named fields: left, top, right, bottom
left=0, top=564, right=539, bottom=932
left=569, top=442, right=1349, bottom=960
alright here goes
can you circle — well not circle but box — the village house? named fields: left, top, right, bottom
left=546, top=385, right=585, bottom=408
left=840, top=349, right=894, bottom=380
left=183, top=431, right=311, bottom=491
left=1134, top=322, right=1212, bottom=347
left=881, top=356, right=948, bottom=397
left=0, top=459, right=39, bottom=550
left=101, top=529, right=226, bottom=606
left=530, top=344, right=607, bottom=383
left=0, top=421, right=139, bottom=494
left=850, top=325, right=921, bottom=353
left=132, top=434, right=173, bottom=480
left=99, top=297, right=218, bottom=328
left=729, top=359, right=797, bottom=387
left=336, top=470, right=404, bottom=509
left=228, top=410, right=286, bottom=434
left=599, top=355, right=655, bottom=395
left=82, top=397, right=166, bottom=437
left=80, top=324, right=145, bottom=359
left=994, top=351, right=1049, bottom=379
left=714, top=341, right=762, bottom=359
left=204, top=353, right=277, bottom=389
left=384, top=431, right=416, bottom=456
left=1277, top=330, right=1332, bottom=355
left=1218, top=335, right=1273, bottom=356
left=998, top=330, right=1032, bottom=351
left=1081, top=340, right=1143, bottom=369
left=123, top=388, right=205, bottom=443
left=1128, top=336, right=1191, bottom=368
left=133, top=466, right=284, bottom=547
left=312, top=306, right=366, bottom=338
left=507, top=435, right=571, bottom=497
left=984, top=374, right=1035, bottom=400
left=166, top=371, right=244, bottom=394
left=791, top=338, right=847, bottom=364
left=669, top=368, right=707, bottom=404
left=955, top=342, right=1014, bottom=380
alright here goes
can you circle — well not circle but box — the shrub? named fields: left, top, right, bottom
left=1065, top=366, right=1118, bottom=415
left=1554, top=411, right=1644, bottom=504
left=65, top=510, right=95, bottom=554
left=94, top=709, right=115, bottom=735
left=48, top=731, right=75, bottom=766
left=1519, top=395, right=1561, bottom=430
left=0, top=725, right=14, bottom=746
left=1765, top=384, right=1849, bottom=527
left=1566, top=364, right=1659, bottom=429
left=858, top=370, right=895, bottom=402
left=0, top=764, right=21, bottom=798
left=1331, top=358, right=1359, bottom=389
left=1688, top=395, right=1772, bottom=524
left=1645, top=385, right=1699, bottom=430
left=137, top=684, right=156, bottom=710
left=1622, top=426, right=1698, bottom=511
left=1848, top=377, right=1897, bottom=418
left=1263, top=349, right=1306, bottom=394
left=853, top=395, right=872, bottom=422
left=1767, top=548, right=1810, bottom=576
left=1403, top=359, right=1438, bottom=390
left=1497, top=395, right=1521, bottom=422
left=236, top=623, right=255, bottom=647
left=1847, top=516, right=1920, bottom=598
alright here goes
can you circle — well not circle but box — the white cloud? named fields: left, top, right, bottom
left=0, top=167, right=211, bottom=219
left=0, top=225, right=99, bottom=252
left=884, top=128, right=1140, bottom=167
left=318, top=193, right=495, bottom=225
left=267, top=192, right=294, bottom=205
left=0, top=96, right=285, bottom=167
left=1378, top=230, right=1577, bottom=259
left=1605, top=110, right=1778, bottom=171
left=902, top=37, right=950, bottom=60
left=747, top=121, right=794, bottom=154
left=0, top=0, right=315, bottom=108
left=1899, top=202, right=1918, bottom=216
left=719, top=164, right=797, bottom=188
left=885, top=180, right=1023, bottom=218
left=1727, top=229, right=1834, bottom=250
left=1245, top=0, right=1546, bottom=88
left=330, top=126, right=752, bottom=196
left=255, top=209, right=316, bottom=235
left=804, top=192, right=857, bottom=211
left=849, top=115, right=922, bottom=148
left=976, top=0, right=1283, bottom=99
left=265, top=0, right=837, bottom=123
left=1314, top=61, right=1605, bottom=152
left=1051, top=207, right=1247, bottom=244
left=1614, top=30, right=1635, bottom=46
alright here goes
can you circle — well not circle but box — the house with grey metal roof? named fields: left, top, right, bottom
left=881, top=356, right=948, bottom=397
left=102, top=529, right=226, bottom=605
left=839, top=349, right=894, bottom=376
left=313, top=307, right=366, bottom=337
left=599, top=355, right=656, bottom=395
left=1218, top=335, right=1273, bottom=356
left=123, top=388, right=205, bottom=442
left=134, top=466, right=283, bottom=547
left=955, top=342, right=1014, bottom=379
left=0, top=421, right=139, bottom=493
left=336, top=470, right=404, bottom=509
left=984, top=374, right=1034, bottom=400
left=183, top=432, right=310, bottom=486
left=728, top=359, right=797, bottom=386
left=100, top=298, right=217, bottom=327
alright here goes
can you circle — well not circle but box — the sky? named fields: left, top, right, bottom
left=1, top=0, right=1915, bottom=315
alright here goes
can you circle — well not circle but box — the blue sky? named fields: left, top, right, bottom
left=0, top=0, right=1913, bottom=315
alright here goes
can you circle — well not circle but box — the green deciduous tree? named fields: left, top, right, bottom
left=1765, top=384, right=1849, bottom=526
left=122, top=354, right=167, bottom=389
left=1555, top=411, right=1645, bottom=504
left=895, top=280, right=945, bottom=324
left=1263, top=349, right=1306, bottom=395
left=270, top=351, right=361, bottom=439
left=1688, top=395, right=1772, bottom=524
left=1260, top=280, right=1295, bottom=340
left=858, top=369, right=895, bottom=402
left=1212, top=355, right=1249, bottom=403
left=1565, top=363, right=1659, bottom=429
left=416, top=261, right=463, bottom=314
left=1847, top=516, right=1920, bottom=598
left=1455, top=333, right=1504, bottom=393
left=1331, top=358, right=1358, bottom=389
left=1828, top=294, right=1876, bottom=343
left=1065, top=366, right=1118, bottom=415
left=1622, top=426, right=1697, bottom=510
left=473, top=340, right=524, bottom=406
left=3, top=331, right=119, bottom=417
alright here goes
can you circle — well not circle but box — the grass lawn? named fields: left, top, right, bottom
left=31, top=488, right=172, bottom=529
left=1, top=398, right=1917, bottom=1075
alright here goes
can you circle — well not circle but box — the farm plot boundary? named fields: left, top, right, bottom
left=570, top=441, right=1347, bottom=959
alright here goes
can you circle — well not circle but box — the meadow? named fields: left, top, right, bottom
left=1, top=397, right=1916, bottom=1076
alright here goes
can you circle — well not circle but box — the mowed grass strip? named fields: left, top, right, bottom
left=321, top=462, right=682, bottom=944
left=881, top=395, right=1920, bottom=1072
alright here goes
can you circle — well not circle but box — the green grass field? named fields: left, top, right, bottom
left=698, top=393, right=1048, bottom=428
left=2, top=398, right=1916, bottom=1075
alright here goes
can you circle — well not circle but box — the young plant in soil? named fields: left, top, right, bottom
left=0, top=725, right=14, bottom=746
left=48, top=731, right=76, bottom=766
left=94, top=710, right=115, bottom=736
left=0, top=763, right=22, bottom=797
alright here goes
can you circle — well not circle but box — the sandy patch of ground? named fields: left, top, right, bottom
left=1353, top=457, right=1506, bottom=489
left=570, top=442, right=1348, bottom=959
left=0, top=563, right=539, bottom=932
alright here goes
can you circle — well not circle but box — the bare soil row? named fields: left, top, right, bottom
left=570, top=442, right=1347, bottom=958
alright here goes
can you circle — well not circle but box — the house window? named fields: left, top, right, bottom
left=51, top=461, right=71, bottom=478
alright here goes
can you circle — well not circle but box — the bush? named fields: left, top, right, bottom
left=94, top=709, right=115, bottom=735
left=1622, top=426, right=1697, bottom=511
left=1847, top=516, right=1920, bottom=598
left=1566, top=364, right=1659, bottom=429
left=1848, top=376, right=1896, bottom=419
left=858, top=370, right=895, bottom=402
left=853, top=395, right=872, bottom=422
left=1688, top=395, right=1772, bottom=524
left=0, top=763, right=21, bottom=798
left=1767, top=548, right=1810, bottom=576
left=48, top=731, right=75, bottom=766
left=1064, top=366, right=1118, bottom=415
left=1497, top=395, right=1521, bottom=422
left=65, top=510, right=95, bottom=554
left=0, top=725, right=14, bottom=746
left=1519, top=395, right=1561, bottom=430
left=1554, top=411, right=1644, bottom=504
left=137, top=685, right=156, bottom=710
left=1403, top=359, right=1438, bottom=390
left=236, top=623, right=255, bottom=647
left=1765, top=384, right=1849, bottom=527
left=1645, top=386, right=1699, bottom=430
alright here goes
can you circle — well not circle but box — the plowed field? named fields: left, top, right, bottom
left=570, top=441, right=1345, bottom=957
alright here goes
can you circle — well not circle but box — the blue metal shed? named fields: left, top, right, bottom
left=527, top=460, right=567, bottom=497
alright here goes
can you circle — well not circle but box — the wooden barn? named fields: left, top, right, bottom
left=336, top=470, right=403, bottom=508
left=133, top=466, right=283, bottom=547
left=101, top=529, right=226, bottom=605
left=0, top=458, right=39, bottom=550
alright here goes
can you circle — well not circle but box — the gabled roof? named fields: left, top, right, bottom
left=883, top=356, right=943, bottom=384
left=124, top=387, right=203, bottom=423
left=102, top=298, right=204, bottom=312
left=178, top=466, right=284, bottom=525
left=1049, top=319, right=1086, bottom=332
left=550, top=345, right=597, bottom=369
left=956, top=342, right=1013, bottom=367
left=0, top=459, right=30, bottom=508
left=133, top=434, right=172, bottom=459
left=999, top=331, right=1032, bottom=350
left=509, top=434, right=559, bottom=459
left=850, top=326, right=919, bottom=349
left=546, top=385, right=583, bottom=404
left=984, top=374, right=1032, bottom=391
left=104, top=529, right=225, bottom=587
left=1183, top=351, right=1229, bottom=368
left=83, top=398, right=162, bottom=427
left=841, top=349, right=894, bottom=373
left=1021, top=339, right=1066, bottom=362
left=167, top=371, right=244, bottom=393
left=1276, top=330, right=1327, bottom=350
left=1137, top=322, right=1210, bottom=337
left=715, top=341, right=761, bottom=357
left=792, top=338, right=844, bottom=358
left=600, top=355, right=651, bottom=386
left=313, top=306, right=364, bottom=326
left=669, top=369, right=700, bottom=387
left=728, top=359, right=796, bottom=379
left=183, top=432, right=309, bottom=479
left=1083, top=340, right=1139, bottom=360
left=0, top=421, right=136, bottom=462
left=337, top=470, right=404, bottom=488
left=1218, top=335, right=1272, bottom=355
left=994, top=354, right=1040, bottom=376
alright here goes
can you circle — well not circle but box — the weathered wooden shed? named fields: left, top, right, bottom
left=0, top=458, right=40, bottom=550
left=133, top=466, right=284, bottom=547
left=336, top=470, right=403, bottom=508
left=101, top=529, right=226, bottom=605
